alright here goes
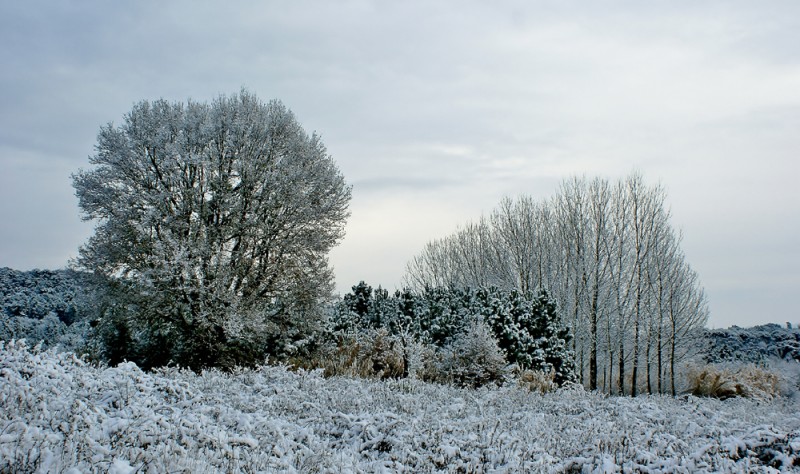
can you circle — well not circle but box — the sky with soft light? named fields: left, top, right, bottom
left=1, top=1, right=798, bottom=328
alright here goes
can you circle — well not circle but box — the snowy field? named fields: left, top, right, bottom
left=2, top=341, right=800, bottom=473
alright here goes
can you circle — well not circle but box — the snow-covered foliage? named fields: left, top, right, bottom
left=330, top=283, right=577, bottom=386
left=0, top=268, right=91, bottom=324
left=310, top=328, right=405, bottom=380
left=72, top=90, right=351, bottom=370
left=432, top=317, right=508, bottom=388
left=516, top=368, right=558, bottom=394
left=701, top=325, right=800, bottom=398
left=3, top=340, right=800, bottom=472
left=473, top=287, right=577, bottom=385
left=0, top=268, right=94, bottom=353
left=705, top=324, right=800, bottom=364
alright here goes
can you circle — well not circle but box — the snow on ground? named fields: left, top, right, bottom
left=2, top=340, right=800, bottom=473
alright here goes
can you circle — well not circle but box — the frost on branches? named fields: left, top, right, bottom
left=71, top=90, right=351, bottom=370
left=406, top=174, right=709, bottom=395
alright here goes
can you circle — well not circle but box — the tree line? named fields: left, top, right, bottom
left=328, top=282, right=577, bottom=387
left=38, top=89, right=709, bottom=396
left=406, top=174, right=709, bottom=395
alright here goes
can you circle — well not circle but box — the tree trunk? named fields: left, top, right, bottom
left=618, top=338, right=625, bottom=396
left=589, top=285, right=598, bottom=391
left=670, top=311, right=677, bottom=396
left=646, top=334, right=652, bottom=394
left=657, top=313, right=663, bottom=394
left=631, top=290, right=641, bottom=397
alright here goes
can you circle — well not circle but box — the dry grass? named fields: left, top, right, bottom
left=736, top=364, right=782, bottom=399
left=306, top=329, right=405, bottom=380
left=688, top=364, right=781, bottom=400
left=517, top=369, right=558, bottom=394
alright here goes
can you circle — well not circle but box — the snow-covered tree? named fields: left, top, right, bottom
left=404, top=173, right=708, bottom=395
left=0, top=268, right=96, bottom=353
left=329, top=283, right=577, bottom=387
left=435, top=316, right=508, bottom=388
left=72, top=90, right=351, bottom=369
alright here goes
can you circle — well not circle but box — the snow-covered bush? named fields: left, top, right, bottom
left=700, top=324, right=800, bottom=399
left=474, top=287, right=577, bottom=385
left=0, top=313, right=91, bottom=354
left=0, top=268, right=91, bottom=323
left=432, top=317, right=508, bottom=388
left=405, top=339, right=439, bottom=381
left=0, top=268, right=95, bottom=353
left=704, top=323, right=800, bottom=364
left=768, top=357, right=800, bottom=398
left=736, top=365, right=782, bottom=400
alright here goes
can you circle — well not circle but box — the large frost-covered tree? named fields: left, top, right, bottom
left=72, top=90, right=351, bottom=369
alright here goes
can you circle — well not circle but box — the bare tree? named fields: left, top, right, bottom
left=624, top=173, right=668, bottom=396
left=585, top=178, right=612, bottom=391
left=405, top=173, right=708, bottom=395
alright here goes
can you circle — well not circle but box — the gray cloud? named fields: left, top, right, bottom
left=1, top=0, right=798, bottom=328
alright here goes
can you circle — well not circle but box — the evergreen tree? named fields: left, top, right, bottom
left=331, top=283, right=578, bottom=387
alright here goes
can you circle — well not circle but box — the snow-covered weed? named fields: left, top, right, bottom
left=3, top=340, right=800, bottom=472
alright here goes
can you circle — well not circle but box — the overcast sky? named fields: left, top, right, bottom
left=1, top=1, right=798, bottom=328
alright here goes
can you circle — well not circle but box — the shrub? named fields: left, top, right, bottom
left=310, top=329, right=405, bottom=379
left=766, top=357, right=800, bottom=397
left=404, top=340, right=438, bottom=381
left=516, top=368, right=557, bottom=394
left=431, top=317, right=508, bottom=389
left=736, top=364, right=781, bottom=400
left=688, top=365, right=737, bottom=399
left=688, top=364, right=781, bottom=400
left=475, top=288, right=578, bottom=386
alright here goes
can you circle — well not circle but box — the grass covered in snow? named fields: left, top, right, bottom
left=2, top=340, right=800, bottom=473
